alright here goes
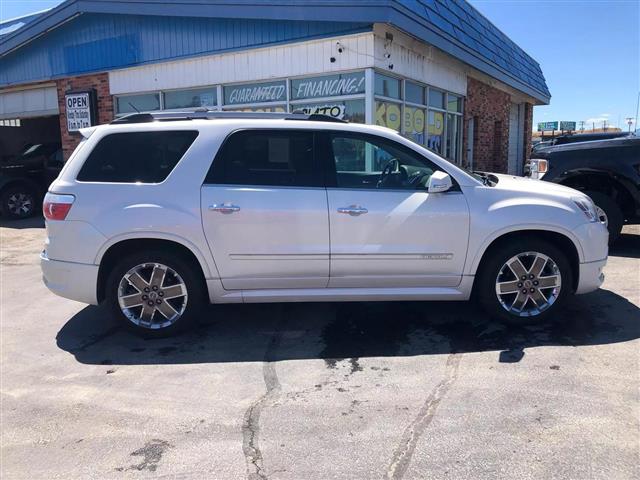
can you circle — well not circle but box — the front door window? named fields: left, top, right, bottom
left=329, top=133, right=440, bottom=190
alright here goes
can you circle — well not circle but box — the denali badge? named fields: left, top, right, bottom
left=421, top=253, right=454, bottom=260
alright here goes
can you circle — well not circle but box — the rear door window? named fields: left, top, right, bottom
left=205, top=130, right=321, bottom=187
left=77, top=131, right=198, bottom=183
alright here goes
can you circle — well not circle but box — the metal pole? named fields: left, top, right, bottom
left=635, top=91, right=639, bottom=134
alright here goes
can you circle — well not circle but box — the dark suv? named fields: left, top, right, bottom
left=527, top=136, right=640, bottom=243
left=0, top=142, right=62, bottom=219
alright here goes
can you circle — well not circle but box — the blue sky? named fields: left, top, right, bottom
left=469, top=0, right=639, bottom=131
left=2, top=0, right=639, bottom=131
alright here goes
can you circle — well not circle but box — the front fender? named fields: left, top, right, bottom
left=466, top=223, right=585, bottom=275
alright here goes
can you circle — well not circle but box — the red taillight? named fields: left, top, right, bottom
left=43, top=193, right=75, bottom=221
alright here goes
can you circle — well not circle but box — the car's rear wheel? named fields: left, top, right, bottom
left=106, top=251, right=205, bottom=337
left=477, top=239, right=573, bottom=324
left=1, top=185, right=37, bottom=219
left=585, top=191, right=623, bottom=244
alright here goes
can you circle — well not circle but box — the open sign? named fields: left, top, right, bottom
left=65, top=91, right=96, bottom=132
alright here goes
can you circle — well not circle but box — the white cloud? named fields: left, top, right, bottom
left=599, top=113, right=611, bottom=117
left=585, top=116, right=612, bottom=125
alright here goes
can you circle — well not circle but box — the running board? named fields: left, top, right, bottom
left=207, top=278, right=474, bottom=304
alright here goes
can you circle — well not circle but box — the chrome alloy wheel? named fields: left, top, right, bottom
left=495, top=252, right=561, bottom=317
left=7, top=192, right=34, bottom=217
left=117, top=263, right=188, bottom=329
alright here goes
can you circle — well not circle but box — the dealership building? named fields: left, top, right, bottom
left=0, top=0, right=550, bottom=174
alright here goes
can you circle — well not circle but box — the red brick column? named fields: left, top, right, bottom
left=56, top=73, right=113, bottom=160
left=463, top=77, right=510, bottom=172
left=522, top=102, right=533, bottom=163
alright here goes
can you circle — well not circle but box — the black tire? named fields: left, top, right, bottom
left=585, top=191, right=623, bottom=245
left=477, top=238, right=573, bottom=324
left=1, top=184, right=37, bottom=219
left=105, top=250, right=206, bottom=337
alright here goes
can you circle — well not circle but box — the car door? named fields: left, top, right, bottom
left=201, top=129, right=329, bottom=290
left=324, top=132, right=469, bottom=288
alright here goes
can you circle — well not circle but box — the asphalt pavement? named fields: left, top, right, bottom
left=1, top=218, right=638, bottom=479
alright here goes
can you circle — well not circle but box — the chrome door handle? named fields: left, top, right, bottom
left=337, top=205, right=368, bottom=216
left=209, top=203, right=240, bottom=214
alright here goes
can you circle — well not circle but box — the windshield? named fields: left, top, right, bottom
left=414, top=140, right=494, bottom=185
left=389, top=132, right=484, bottom=186
left=21, top=144, right=42, bottom=156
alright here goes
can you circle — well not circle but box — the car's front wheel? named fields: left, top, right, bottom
left=105, top=251, right=205, bottom=337
left=477, top=239, right=573, bottom=323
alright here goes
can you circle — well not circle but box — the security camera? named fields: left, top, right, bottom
left=336, top=41, right=344, bottom=53
left=330, top=56, right=336, bottom=63
left=384, top=52, right=391, bottom=59
left=388, top=63, right=394, bottom=70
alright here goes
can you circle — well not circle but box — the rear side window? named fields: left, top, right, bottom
left=77, top=131, right=198, bottom=183
left=205, top=130, right=320, bottom=187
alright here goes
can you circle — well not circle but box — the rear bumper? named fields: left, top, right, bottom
left=40, top=252, right=99, bottom=305
left=575, top=258, right=607, bottom=294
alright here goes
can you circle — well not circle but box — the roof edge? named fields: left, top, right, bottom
left=0, top=0, right=550, bottom=103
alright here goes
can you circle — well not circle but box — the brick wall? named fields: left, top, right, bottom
left=56, top=73, right=113, bottom=160
left=463, top=77, right=510, bottom=172
left=523, top=102, right=533, bottom=162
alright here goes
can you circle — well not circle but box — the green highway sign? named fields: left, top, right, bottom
left=560, top=121, right=577, bottom=131
left=537, top=121, right=558, bottom=131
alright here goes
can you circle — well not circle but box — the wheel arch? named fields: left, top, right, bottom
left=0, top=176, right=42, bottom=196
left=470, top=227, right=582, bottom=293
left=95, top=235, right=212, bottom=304
left=0, top=177, right=43, bottom=217
left=558, top=171, right=636, bottom=218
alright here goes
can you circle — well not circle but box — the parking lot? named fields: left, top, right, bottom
left=1, top=218, right=638, bottom=479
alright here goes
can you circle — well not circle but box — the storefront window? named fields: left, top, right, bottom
left=403, top=106, right=426, bottom=145
left=164, top=87, right=216, bottom=110
left=375, top=101, right=402, bottom=131
left=116, top=93, right=160, bottom=114
left=447, top=94, right=462, bottom=113
left=427, top=110, right=444, bottom=153
left=223, top=80, right=286, bottom=106
left=291, top=99, right=364, bottom=123
left=290, top=72, right=365, bottom=100
left=113, top=73, right=462, bottom=160
left=224, top=105, right=286, bottom=113
left=428, top=89, right=445, bottom=109
left=445, top=113, right=461, bottom=161
left=375, top=73, right=401, bottom=99
left=405, top=82, right=424, bottom=105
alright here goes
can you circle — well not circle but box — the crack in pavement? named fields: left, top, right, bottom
left=385, top=353, right=462, bottom=480
left=242, top=317, right=284, bottom=480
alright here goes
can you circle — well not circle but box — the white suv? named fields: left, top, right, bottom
left=41, top=112, right=608, bottom=336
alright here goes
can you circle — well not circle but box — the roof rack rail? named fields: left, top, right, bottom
left=110, top=110, right=347, bottom=124
left=289, top=111, right=347, bottom=123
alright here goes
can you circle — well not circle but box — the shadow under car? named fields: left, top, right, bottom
left=56, top=288, right=640, bottom=367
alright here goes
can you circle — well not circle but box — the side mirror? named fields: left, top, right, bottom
left=427, top=170, right=452, bottom=193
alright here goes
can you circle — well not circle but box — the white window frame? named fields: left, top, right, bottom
left=371, top=70, right=464, bottom=164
